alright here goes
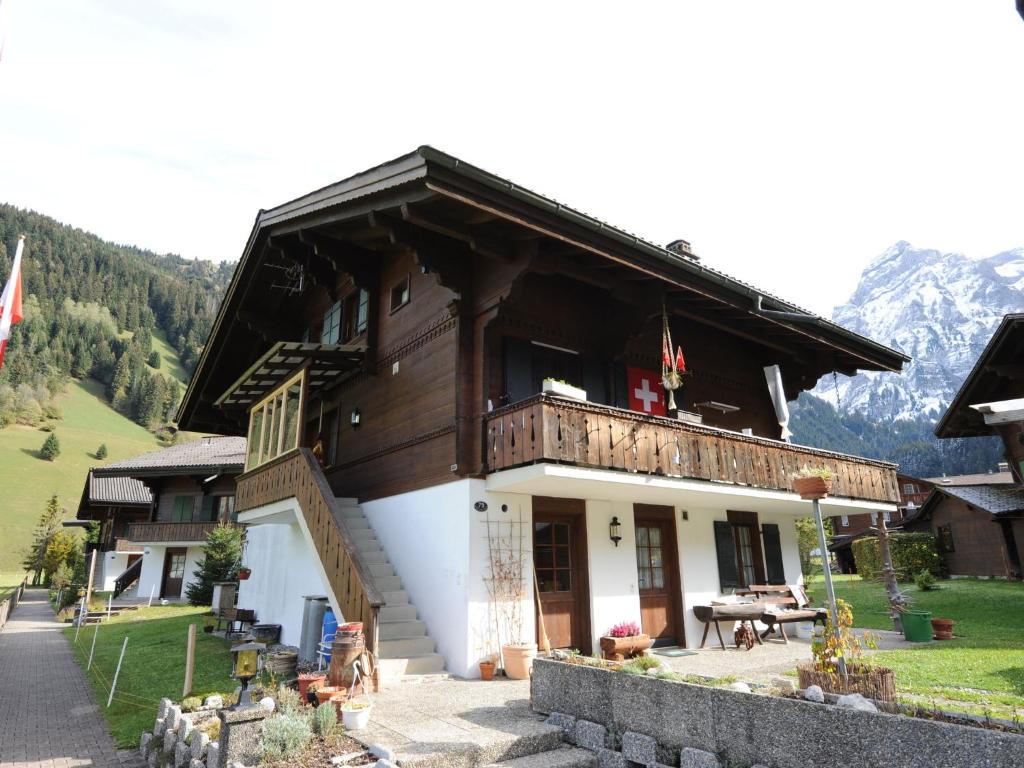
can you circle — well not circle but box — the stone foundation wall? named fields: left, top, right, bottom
left=531, top=659, right=1024, bottom=768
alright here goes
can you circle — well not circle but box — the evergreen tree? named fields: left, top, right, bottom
left=21, top=494, right=64, bottom=585
left=40, top=432, right=60, bottom=461
left=148, top=350, right=161, bottom=369
left=108, top=351, right=132, bottom=401
left=185, top=524, right=243, bottom=606
left=95, top=443, right=107, bottom=459
left=42, top=530, right=78, bottom=585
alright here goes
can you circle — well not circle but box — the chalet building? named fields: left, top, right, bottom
left=177, top=147, right=907, bottom=680
left=828, top=472, right=932, bottom=573
left=79, top=437, right=246, bottom=599
left=904, top=313, right=1024, bottom=579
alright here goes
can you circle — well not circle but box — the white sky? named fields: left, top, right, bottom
left=1, top=1, right=1022, bottom=316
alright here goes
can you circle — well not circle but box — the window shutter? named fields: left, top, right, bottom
left=581, top=356, right=607, bottom=405
left=200, top=496, right=216, bottom=522
left=713, top=521, right=740, bottom=591
left=762, top=523, right=786, bottom=584
left=503, top=337, right=533, bottom=405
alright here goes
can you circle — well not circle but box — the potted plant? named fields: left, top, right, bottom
left=479, top=655, right=497, bottom=681
left=314, top=684, right=343, bottom=705
left=339, top=698, right=373, bottom=730
left=599, top=621, right=653, bottom=661
left=236, top=566, right=252, bottom=580
left=541, top=378, right=587, bottom=402
left=298, top=671, right=327, bottom=703
left=931, top=618, right=954, bottom=640
left=792, top=467, right=834, bottom=500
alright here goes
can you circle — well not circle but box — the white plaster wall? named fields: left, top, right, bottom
left=137, top=545, right=165, bottom=600
left=237, top=522, right=330, bottom=647
left=100, top=552, right=130, bottom=592
left=182, top=547, right=204, bottom=598
left=584, top=499, right=642, bottom=651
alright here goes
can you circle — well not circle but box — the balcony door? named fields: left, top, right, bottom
left=161, top=548, right=187, bottom=599
left=633, top=504, right=684, bottom=647
left=533, top=497, right=591, bottom=654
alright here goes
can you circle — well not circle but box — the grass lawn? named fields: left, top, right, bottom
left=65, top=604, right=237, bottom=747
left=0, top=572, right=27, bottom=601
left=809, top=574, right=1024, bottom=718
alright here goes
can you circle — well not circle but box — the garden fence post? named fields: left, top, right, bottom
left=148, top=584, right=155, bottom=608
left=87, top=619, right=99, bottom=671
left=85, top=549, right=97, bottom=609
left=183, top=623, right=197, bottom=697
left=107, top=636, right=128, bottom=707
left=107, top=593, right=112, bottom=620
left=812, top=497, right=847, bottom=681
left=74, top=597, right=86, bottom=642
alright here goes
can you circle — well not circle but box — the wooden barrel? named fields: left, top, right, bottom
left=328, top=632, right=366, bottom=688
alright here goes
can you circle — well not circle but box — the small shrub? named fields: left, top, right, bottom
left=95, top=443, right=108, bottom=460
left=180, top=695, right=203, bottom=713
left=260, top=711, right=313, bottom=761
left=197, top=716, right=221, bottom=741
left=851, top=533, right=941, bottom=579
left=914, top=569, right=937, bottom=591
left=656, top=670, right=683, bottom=682
left=607, top=621, right=642, bottom=638
left=620, top=655, right=661, bottom=675
left=40, top=432, right=60, bottom=460
left=275, top=684, right=303, bottom=715
left=313, top=700, right=338, bottom=738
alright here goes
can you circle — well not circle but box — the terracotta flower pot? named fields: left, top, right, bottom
left=502, top=643, right=537, bottom=680
left=479, top=661, right=496, bottom=681
left=298, top=672, right=327, bottom=703
left=599, top=634, right=654, bottom=661
left=931, top=618, right=954, bottom=640
left=793, top=476, right=832, bottom=500
left=237, top=568, right=251, bottom=580
left=315, top=685, right=343, bottom=705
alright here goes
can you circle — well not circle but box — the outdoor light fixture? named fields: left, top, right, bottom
left=609, top=516, right=622, bottom=547
left=230, top=639, right=266, bottom=709
left=350, top=408, right=361, bottom=428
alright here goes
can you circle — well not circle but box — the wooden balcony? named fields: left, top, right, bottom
left=485, top=394, right=900, bottom=504
left=236, top=448, right=383, bottom=652
left=124, top=521, right=228, bottom=544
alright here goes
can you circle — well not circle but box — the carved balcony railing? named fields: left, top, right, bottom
left=485, top=394, right=900, bottom=504
left=124, top=521, right=229, bottom=544
left=236, top=447, right=383, bottom=652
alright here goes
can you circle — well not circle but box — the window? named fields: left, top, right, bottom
left=534, top=521, right=571, bottom=593
left=713, top=511, right=778, bottom=590
left=167, top=553, right=186, bottom=580
left=171, top=496, right=195, bottom=523
left=389, top=276, right=410, bottom=312
left=321, top=301, right=342, bottom=344
left=342, top=289, right=369, bottom=342
left=883, top=510, right=891, bottom=523
left=733, top=524, right=757, bottom=588
left=840, top=515, right=849, bottom=527
left=635, top=525, right=665, bottom=590
left=937, top=524, right=955, bottom=552
left=903, top=483, right=917, bottom=495
left=214, top=496, right=236, bottom=523
left=870, top=512, right=877, bottom=524
left=245, top=371, right=306, bottom=471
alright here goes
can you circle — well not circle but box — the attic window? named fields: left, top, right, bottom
left=389, top=275, right=410, bottom=313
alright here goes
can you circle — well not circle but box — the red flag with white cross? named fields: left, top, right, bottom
left=627, top=367, right=666, bottom=417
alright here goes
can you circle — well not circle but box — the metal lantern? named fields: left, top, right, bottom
left=230, top=640, right=265, bottom=709
left=609, top=516, right=622, bottom=547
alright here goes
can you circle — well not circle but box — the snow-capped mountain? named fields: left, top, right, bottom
left=813, top=241, right=1024, bottom=420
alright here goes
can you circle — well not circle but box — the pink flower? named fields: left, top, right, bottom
left=608, top=621, right=641, bottom=638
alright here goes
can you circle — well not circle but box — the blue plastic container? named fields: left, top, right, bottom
left=321, top=608, right=338, bottom=664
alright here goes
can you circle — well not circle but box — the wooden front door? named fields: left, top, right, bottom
left=633, top=504, right=684, bottom=647
left=161, top=548, right=187, bottom=598
left=533, top=497, right=591, bottom=654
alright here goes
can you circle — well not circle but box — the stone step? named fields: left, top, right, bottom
left=355, top=537, right=380, bottom=552
left=375, top=576, right=403, bottom=592
left=339, top=506, right=365, bottom=520
left=483, top=747, right=597, bottom=768
left=342, top=516, right=370, bottom=530
left=378, top=619, right=427, bottom=640
left=369, top=562, right=395, bottom=579
left=379, top=603, right=418, bottom=622
left=350, top=528, right=376, bottom=541
left=334, top=497, right=359, bottom=507
left=359, top=549, right=388, bottom=564
left=376, top=652, right=447, bottom=678
left=381, top=589, right=409, bottom=605
left=379, top=635, right=435, bottom=657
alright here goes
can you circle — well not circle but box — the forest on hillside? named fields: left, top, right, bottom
left=0, top=205, right=232, bottom=430
left=789, top=392, right=1003, bottom=478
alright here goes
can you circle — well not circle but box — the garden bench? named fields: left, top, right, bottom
left=738, top=584, right=827, bottom=643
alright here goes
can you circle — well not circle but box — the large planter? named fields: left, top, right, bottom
left=502, top=643, right=537, bottom=679
left=797, top=663, right=896, bottom=702
left=902, top=610, right=933, bottom=643
left=599, top=634, right=654, bottom=661
left=793, top=476, right=832, bottom=500
left=931, top=617, right=955, bottom=640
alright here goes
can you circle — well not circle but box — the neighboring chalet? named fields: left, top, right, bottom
left=79, top=437, right=246, bottom=600
left=904, top=314, right=1024, bottom=580
left=177, top=147, right=908, bottom=679
left=829, top=472, right=933, bottom=573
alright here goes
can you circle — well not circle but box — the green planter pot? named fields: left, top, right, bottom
left=902, top=610, right=932, bottom=643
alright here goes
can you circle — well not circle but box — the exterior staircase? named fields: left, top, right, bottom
left=335, top=497, right=446, bottom=682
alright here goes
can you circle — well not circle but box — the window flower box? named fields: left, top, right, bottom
left=542, top=379, right=587, bottom=401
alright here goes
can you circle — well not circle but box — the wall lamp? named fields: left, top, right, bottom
left=609, top=516, right=622, bottom=547
left=350, top=408, right=361, bottom=428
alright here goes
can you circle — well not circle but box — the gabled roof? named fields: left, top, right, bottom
left=904, top=483, right=1024, bottom=525
left=76, top=470, right=152, bottom=519
left=92, top=436, right=246, bottom=478
left=925, top=470, right=1015, bottom=486
left=935, top=313, right=1024, bottom=438
left=178, top=146, right=909, bottom=432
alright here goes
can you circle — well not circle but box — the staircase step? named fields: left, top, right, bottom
left=369, top=563, right=395, bottom=578
left=339, top=506, right=365, bottom=520
left=376, top=652, right=446, bottom=678
left=379, top=636, right=435, bottom=657
left=483, top=747, right=597, bottom=768
left=381, top=589, right=408, bottom=604
left=350, top=528, right=376, bottom=541
left=355, top=537, right=380, bottom=552
left=379, top=603, right=417, bottom=622
left=359, top=549, right=387, bottom=564
left=341, top=516, right=370, bottom=530
left=378, top=619, right=427, bottom=640
left=334, top=496, right=359, bottom=507
left=375, top=576, right=402, bottom=592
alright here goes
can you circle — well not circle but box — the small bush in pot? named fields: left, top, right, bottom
left=793, top=466, right=833, bottom=500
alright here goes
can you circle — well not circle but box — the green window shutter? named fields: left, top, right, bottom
left=200, top=496, right=216, bottom=522
left=762, top=523, right=786, bottom=584
left=714, top=520, right=740, bottom=591
left=171, top=496, right=194, bottom=523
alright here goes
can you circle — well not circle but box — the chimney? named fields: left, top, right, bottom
left=666, top=239, right=699, bottom=261
left=998, top=461, right=1009, bottom=473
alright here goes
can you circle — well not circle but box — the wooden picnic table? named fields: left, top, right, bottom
left=695, top=584, right=829, bottom=648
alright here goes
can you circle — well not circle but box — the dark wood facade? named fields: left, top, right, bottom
left=179, top=148, right=908, bottom=504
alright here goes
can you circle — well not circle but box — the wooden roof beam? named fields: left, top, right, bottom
left=400, top=202, right=513, bottom=261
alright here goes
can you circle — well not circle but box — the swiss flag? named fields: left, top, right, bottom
left=0, top=236, right=24, bottom=370
left=627, top=367, right=666, bottom=417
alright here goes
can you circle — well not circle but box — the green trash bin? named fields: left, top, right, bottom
left=902, top=610, right=933, bottom=642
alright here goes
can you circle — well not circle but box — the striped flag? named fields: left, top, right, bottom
left=0, top=236, right=24, bottom=369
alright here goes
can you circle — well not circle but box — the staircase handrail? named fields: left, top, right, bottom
left=113, top=557, right=143, bottom=598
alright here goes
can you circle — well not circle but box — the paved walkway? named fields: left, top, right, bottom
left=0, top=589, right=141, bottom=768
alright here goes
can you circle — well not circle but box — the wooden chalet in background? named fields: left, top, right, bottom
left=178, top=146, right=908, bottom=680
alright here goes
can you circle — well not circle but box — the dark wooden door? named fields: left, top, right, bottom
left=634, top=504, right=684, bottom=647
left=533, top=497, right=591, bottom=654
left=161, top=548, right=187, bottom=598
